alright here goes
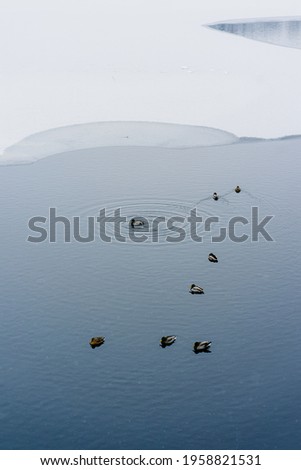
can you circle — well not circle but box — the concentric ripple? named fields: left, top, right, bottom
left=77, top=197, right=216, bottom=244
left=74, top=187, right=273, bottom=245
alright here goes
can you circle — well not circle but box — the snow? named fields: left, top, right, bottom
left=0, top=0, right=301, bottom=155
left=0, top=122, right=239, bottom=165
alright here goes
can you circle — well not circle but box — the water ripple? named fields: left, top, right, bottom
left=75, top=188, right=266, bottom=244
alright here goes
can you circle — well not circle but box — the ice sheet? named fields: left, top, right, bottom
left=0, top=121, right=239, bottom=165
left=1, top=1, right=301, bottom=150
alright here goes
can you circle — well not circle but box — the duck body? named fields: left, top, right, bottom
left=212, top=192, right=219, bottom=201
left=189, top=284, right=204, bottom=294
left=89, top=336, right=105, bottom=348
left=130, top=218, right=144, bottom=228
left=235, top=186, right=241, bottom=193
left=160, top=335, right=177, bottom=347
left=208, top=253, right=218, bottom=263
left=193, top=341, right=211, bottom=352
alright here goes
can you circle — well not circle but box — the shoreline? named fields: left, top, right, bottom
left=1, top=120, right=301, bottom=166
left=0, top=121, right=238, bottom=166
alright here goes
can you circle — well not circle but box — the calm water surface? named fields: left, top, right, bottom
left=0, top=139, right=300, bottom=449
left=208, top=18, right=301, bottom=49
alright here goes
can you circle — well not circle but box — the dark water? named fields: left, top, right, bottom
left=0, top=139, right=301, bottom=449
left=208, top=18, right=301, bottom=49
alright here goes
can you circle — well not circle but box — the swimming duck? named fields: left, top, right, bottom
left=193, top=341, right=211, bottom=352
left=89, top=336, right=105, bottom=349
left=189, top=284, right=204, bottom=294
left=235, top=186, right=241, bottom=193
left=130, top=218, right=144, bottom=228
left=208, top=253, right=218, bottom=263
left=212, top=192, right=219, bottom=201
left=160, top=336, right=177, bottom=347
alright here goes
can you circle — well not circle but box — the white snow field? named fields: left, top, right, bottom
left=0, top=0, right=301, bottom=160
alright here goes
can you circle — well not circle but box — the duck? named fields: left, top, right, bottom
left=189, top=284, right=204, bottom=294
left=89, top=336, right=105, bottom=349
left=193, top=341, right=211, bottom=352
left=235, top=185, right=241, bottom=193
left=208, top=253, right=218, bottom=263
left=130, top=218, right=144, bottom=228
left=212, top=192, right=219, bottom=201
left=160, top=336, right=177, bottom=347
